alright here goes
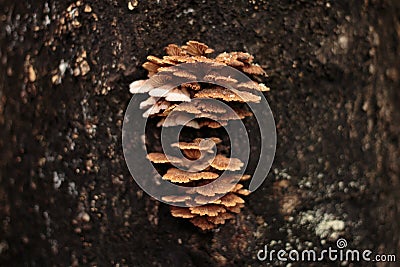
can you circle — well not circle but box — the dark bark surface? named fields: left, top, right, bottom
left=0, top=0, right=399, bottom=266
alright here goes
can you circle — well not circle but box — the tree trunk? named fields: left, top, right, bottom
left=0, top=0, right=399, bottom=266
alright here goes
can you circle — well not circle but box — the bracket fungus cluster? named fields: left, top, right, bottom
left=129, top=41, right=269, bottom=230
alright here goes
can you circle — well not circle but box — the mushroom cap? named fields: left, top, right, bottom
left=142, top=101, right=171, bottom=118
left=157, top=116, right=200, bottom=129
left=172, top=70, right=197, bottom=80
left=164, top=88, right=191, bottom=102
left=226, top=203, right=245, bottom=214
left=206, top=212, right=235, bottom=225
left=181, top=149, right=201, bottom=160
left=171, top=137, right=221, bottom=150
left=236, top=189, right=251, bottom=196
left=146, top=152, right=181, bottom=164
left=148, top=74, right=172, bottom=88
left=237, top=81, right=270, bottom=92
left=181, top=82, right=201, bottom=91
left=170, top=206, right=196, bottom=218
left=231, top=183, right=244, bottom=192
left=142, top=61, right=160, bottom=74
left=139, top=97, right=157, bottom=109
left=197, top=119, right=227, bottom=128
left=194, top=107, right=252, bottom=121
left=182, top=40, right=214, bottom=56
left=194, top=195, right=223, bottom=205
left=173, top=99, right=228, bottom=115
left=190, top=216, right=215, bottom=230
left=194, top=86, right=261, bottom=103
left=147, top=55, right=168, bottom=66
left=217, top=193, right=245, bottom=207
left=203, top=72, right=238, bottom=84
left=187, top=180, right=237, bottom=197
left=164, top=44, right=186, bottom=56
left=215, top=52, right=245, bottom=67
left=162, top=195, right=192, bottom=203
left=163, top=55, right=194, bottom=63
left=163, top=168, right=219, bottom=183
left=129, top=79, right=148, bottom=94
left=189, top=204, right=226, bottom=216
left=231, top=51, right=254, bottom=64
left=241, top=64, right=266, bottom=75
left=210, top=155, right=244, bottom=171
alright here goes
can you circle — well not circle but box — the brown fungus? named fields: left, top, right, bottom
left=129, top=41, right=270, bottom=230
left=162, top=168, right=219, bottom=183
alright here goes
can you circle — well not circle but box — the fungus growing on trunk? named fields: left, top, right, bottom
left=129, top=41, right=269, bottom=230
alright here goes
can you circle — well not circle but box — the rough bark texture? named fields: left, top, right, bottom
left=0, top=0, right=399, bottom=266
